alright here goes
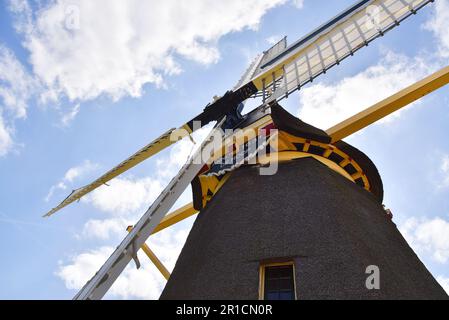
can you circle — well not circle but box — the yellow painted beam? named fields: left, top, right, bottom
left=126, top=226, right=171, bottom=280
left=152, top=203, right=199, bottom=235
left=126, top=203, right=199, bottom=280
left=326, top=66, right=449, bottom=143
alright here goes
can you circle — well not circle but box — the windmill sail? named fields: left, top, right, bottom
left=233, top=55, right=264, bottom=90
left=252, top=37, right=288, bottom=78
left=237, top=0, right=433, bottom=103
left=44, top=127, right=185, bottom=217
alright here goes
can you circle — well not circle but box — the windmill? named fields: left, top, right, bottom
left=46, top=0, right=449, bottom=300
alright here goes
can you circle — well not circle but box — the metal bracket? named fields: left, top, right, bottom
left=131, top=240, right=141, bottom=270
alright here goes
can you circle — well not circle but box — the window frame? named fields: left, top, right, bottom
left=258, top=261, right=297, bottom=300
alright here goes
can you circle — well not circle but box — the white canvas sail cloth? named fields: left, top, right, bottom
left=247, top=0, right=433, bottom=103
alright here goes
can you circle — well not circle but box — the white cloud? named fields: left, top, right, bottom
left=0, top=44, right=34, bottom=119
left=56, top=246, right=114, bottom=291
left=81, top=218, right=129, bottom=241
left=0, top=44, right=35, bottom=156
left=400, top=217, right=449, bottom=264
left=83, top=176, right=164, bottom=216
left=298, top=50, right=435, bottom=130
left=424, top=0, right=449, bottom=58
left=45, top=160, right=99, bottom=201
left=64, top=159, right=98, bottom=183
left=149, top=226, right=192, bottom=271
left=8, top=0, right=33, bottom=34
left=10, top=0, right=288, bottom=104
left=110, top=261, right=166, bottom=300
left=56, top=246, right=165, bottom=299
left=4, top=0, right=302, bottom=153
left=437, top=276, right=449, bottom=294
left=60, top=103, right=80, bottom=127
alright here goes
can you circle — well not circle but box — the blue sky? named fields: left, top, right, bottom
left=0, top=0, right=449, bottom=299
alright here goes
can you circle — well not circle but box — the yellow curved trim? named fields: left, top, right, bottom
left=276, top=131, right=370, bottom=191
left=258, top=151, right=355, bottom=183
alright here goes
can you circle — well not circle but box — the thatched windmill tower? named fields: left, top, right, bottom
left=160, top=104, right=447, bottom=299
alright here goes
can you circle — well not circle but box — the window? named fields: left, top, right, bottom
left=259, top=262, right=296, bottom=300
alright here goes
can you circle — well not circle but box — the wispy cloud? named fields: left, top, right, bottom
left=60, top=104, right=80, bottom=127
left=45, top=160, right=100, bottom=202
left=0, top=45, right=34, bottom=119
left=424, top=0, right=449, bottom=58
left=0, top=45, right=35, bottom=156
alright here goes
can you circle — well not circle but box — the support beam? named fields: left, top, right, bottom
left=152, top=203, right=199, bottom=235
left=126, top=226, right=171, bottom=280
left=126, top=203, right=199, bottom=281
left=326, top=65, right=449, bottom=143
left=126, top=202, right=198, bottom=240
